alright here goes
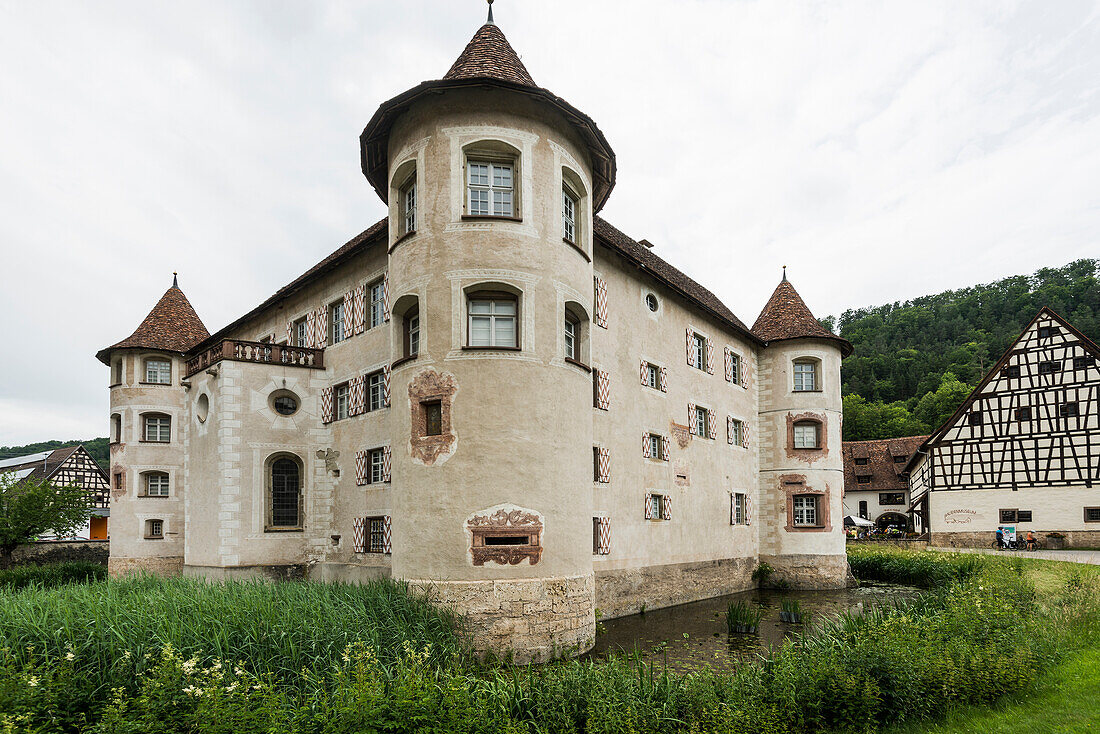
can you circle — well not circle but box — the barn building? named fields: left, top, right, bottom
left=907, top=308, right=1100, bottom=548
left=841, top=436, right=926, bottom=531
left=0, top=446, right=110, bottom=539
left=96, top=10, right=851, bottom=660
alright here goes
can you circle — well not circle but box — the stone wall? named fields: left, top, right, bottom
left=108, top=555, right=183, bottom=576
left=411, top=573, right=594, bottom=664
left=932, top=530, right=1100, bottom=549
left=14, top=540, right=109, bottom=566
left=847, top=538, right=930, bottom=551
left=595, top=557, right=755, bottom=620
left=760, top=553, right=852, bottom=589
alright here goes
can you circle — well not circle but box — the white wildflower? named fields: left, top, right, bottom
left=27, top=677, right=39, bottom=687
left=65, top=651, right=76, bottom=661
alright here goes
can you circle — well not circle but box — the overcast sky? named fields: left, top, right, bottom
left=1, top=0, right=1098, bottom=446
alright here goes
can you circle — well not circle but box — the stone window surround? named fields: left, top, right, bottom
left=781, top=474, right=832, bottom=532
left=792, top=356, right=822, bottom=393
left=785, top=412, right=829, bottom=461
left=408, top=369, right=458, bottom=465
left=445, top=269, right=539, bottom=362
left=264, top=451, right=305, bottom=533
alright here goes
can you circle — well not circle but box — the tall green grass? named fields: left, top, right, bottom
left=847, top=546, right=984, bottom=587
left=0, top=561, right=105, bottom=590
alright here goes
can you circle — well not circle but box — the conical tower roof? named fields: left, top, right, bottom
left=96, top=276, right=209, bottom=364
left=444, top=22, right=536, bottom=87
left=753, top=272, right=852, bottom=356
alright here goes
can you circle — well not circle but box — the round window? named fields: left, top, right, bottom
left=195, top=393, right=210, bottom=423
left=645, top=293, right=659, bottom=312
left=271, top=392, right=299, bottom=416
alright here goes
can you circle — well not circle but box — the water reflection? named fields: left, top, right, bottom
left=587, top=584, right=919, bottom=673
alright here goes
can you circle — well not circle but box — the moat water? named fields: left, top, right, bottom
left=587, top=584, right=920, bottom=673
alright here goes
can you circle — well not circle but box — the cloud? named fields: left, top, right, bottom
left=0, top=0, right=1097, bottom=444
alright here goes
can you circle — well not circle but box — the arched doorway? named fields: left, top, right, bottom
left=876, top=512, right=908, bottom=532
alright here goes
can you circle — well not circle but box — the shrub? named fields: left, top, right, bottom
left=0, top=561, right=105, bottom=590
left=847, top=547, right=984, bottom=588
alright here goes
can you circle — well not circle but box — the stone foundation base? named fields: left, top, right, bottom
left=409, top=574, right=595, bottom=663
left=595, top=557, right=755, bottom=620
left=109, top=556, right=184, bottom=577
left=313, top=562, right=392, bottom=584
left=759, top=553, right=851, bottom=589
left=932, top=530, right=1100, bottom=549
left=182, top=564, right=306, bottom=581
left=16, top=540, right=109, bottom=567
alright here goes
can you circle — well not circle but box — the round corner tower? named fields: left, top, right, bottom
left=752, top=272, right=851, bottom=588
left=359, top=14, right=617, bottom=661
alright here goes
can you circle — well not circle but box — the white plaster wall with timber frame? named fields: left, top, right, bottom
left=444, top=268, right=542, bottom=363
left=550, top=278, right=593, bottom=371
left=443, top=125, right=539, bottom=238
left=389, top=136, right=432, bottom=249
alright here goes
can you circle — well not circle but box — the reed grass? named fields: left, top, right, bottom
left=0, top=561, right=105, bottom=590
left=725, top=600, right=763, bottom=632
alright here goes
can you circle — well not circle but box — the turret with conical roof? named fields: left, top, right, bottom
left=96, top=275, right=209, bottom=364
left=752, top=272, right=851, bottom=356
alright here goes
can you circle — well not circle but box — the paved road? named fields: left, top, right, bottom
left=930, top=546, right=1100, bottom=565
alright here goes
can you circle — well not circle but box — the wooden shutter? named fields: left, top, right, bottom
left=597, top=447, right=611, bottom=483
left=381, top=515, right=392, bottom=554
left=594, top=276, right=608, bottom=328
left=724, top=347, right=734, bottom=382
left=639, top=360, right=648, bottom=386
left=641, top=432, right=652, bottom=458
left=687, top=402, right=696, bottom=433
left=595, top=517, right=611, bottom=555
left=349, top=375, right=364, bottom=416
left=659, top=367, right=667, bottom=392
left=730, top=494, right=737, bottom=525
left=353, top=284, right=366, bottom=335
left=382, top=366, right=391, bottom=407
left=595, top=369, right=610, bottom=410
left=661, top=494, right=672, bottom=520
left=661, top=435, right=670, bottom=461
left=343, top=289, right=355, bottom=336
left=306, top=311, right=317, bottom=348
left=316, top=307, right=328, bottom=348
left=740, top=358, right=749, bottom=389
left=352, top=517, right=366, bottom=552
left=705, top=338, right=715, bottom=374
left=354, top=451, right=367, bottom=486
left=727, top=415, right=736, bottom=445
left=286, top=320, right=294, bottom=345
left=742, top=422, right=751, bottom=449
left=382, top=446, right=392, bottom=482
left=686, top=328, right=694, bottom=366
left=707, top=409, right=717, bottom=440
left=382, top=275, right=391, bottom=322
left=746, top=495, right=753, bottom=525
left=644, top=494, right=654, bottom=520
left=320, top=386, right=334, bottom=424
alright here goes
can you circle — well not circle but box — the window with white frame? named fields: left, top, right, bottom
left=730, top=352, right=741, bottom=383
left=562, top=185, right=577, bottom=242
left=368, top=370, right=385, bottom=412
left=793, top=495, right=818, bottom=527
left=648, top=433, right=664, bottom=460
left=648, top=493, right=662, bottom=520
left=468, top=295, right=517, bottom=348
left=144, top=358, right=171, bottom=384
left=145, top=519, right=164, bottom=539
left=564, top=314, right=577, bottom=360
left=402, top=179, right=417, bottom=235
left=369, top=280, right=386, bottom=328
left=467, top=160, right=514, bottom=217
left=692, top=333, right=706, bottom=370
left=695, top=406, right=708, bottom=437
left=730, top=418, right=744, bottom=445
left=369, top=448, right=386, bottom=484
left=793, top=420, right=821, bottom=449
left=143, top=414, right=170, bottom=443
left=145, top=472, right=169, bottom=497
left=732, top=493, right=746, bottom=525
left=335, top=383, right=350, bottom=420
left=295, top=318, right=308, bottom=348
left=793, top=360, right=818, bottom=391
left=405, top=309, right=420, bottom=358
left=645, top=363, right=659, bottom=389
left=330, top=301, right=346, bottom=344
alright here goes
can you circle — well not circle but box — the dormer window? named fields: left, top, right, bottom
left=467, top=160, right=514, bottom=217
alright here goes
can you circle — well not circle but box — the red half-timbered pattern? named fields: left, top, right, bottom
left=594, top=369, right=611, bottom=410
left=594, top=516, right=611, bottom=555
left=315, top=307, right=328, bottom=348
left=354, top=450, right=367, bottom=486
left=350, top=375, right=366, bottom=416
left=596, top=447, right=611, bottom=482
left=320, top=386, right=334, bottom=424
left=352, top=517, right=366, bottom=552
left=594, top=276, right=608, bottom=328
left=909, top=309, right=1100, bottom=499
left=352, top=284, right=366, bottom=334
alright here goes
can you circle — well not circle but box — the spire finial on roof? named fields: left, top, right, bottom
left=172, top=271, right=178, bottom=288
left=487, top=0, right=494, bottom=24
left=782, top=265, right=787, bottom=282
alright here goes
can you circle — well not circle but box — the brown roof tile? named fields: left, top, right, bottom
left=444, top=23, right=536, bottom=87
left=752, top=277, right=852, bottom=355
left=842, top=436, right=927, bottom=495
left=97, top=279, right=209, bottom=363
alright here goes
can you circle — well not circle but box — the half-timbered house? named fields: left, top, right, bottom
left=841, top=436, right=926, bottom=531
left=907, top=308, right=1100, bottom=547
left=0, top=446, right=110, bottom=539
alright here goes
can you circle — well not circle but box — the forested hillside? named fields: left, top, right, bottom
left=831, top=259, right=1100, bottom=441
left=0, top=438, right=109, bottom=472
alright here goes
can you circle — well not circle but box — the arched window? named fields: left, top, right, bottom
left=143, top=472, right=169, bottom=497
left=793, top=358, right=820, bottom=392
left=392, top=294, right=420, bottom=360
left=267, top=455, right=303, bottom=530
left=391, top=159, right=417, bottom=237
left=466, top=288, right=519, bottom=348
left=563, top=301, right=590, bottom=365
left=793, top=420, right=821, bottom=450
left=111, top=359, right=124, bottom=386
left=142, top=413, right=171, bottom=443
left=144, top=358, right=171, bottom=385
left=561, top=167, right=588, bottom=251
left=110, top=414, right=122, bottom=443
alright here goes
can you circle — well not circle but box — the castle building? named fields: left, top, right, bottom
left=841, top=436, right=926, bottom=531
left=96, top=11, right=851, bottom=660
left=0, top=445, right=110, bottom=539
left=906, top=308, right=1100, bottom=548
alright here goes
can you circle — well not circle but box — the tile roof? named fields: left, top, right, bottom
left=752, top=277, right=852, bottom=355
left=444, top=23, right=536, bottom=87
left=97, top=280, right=209, bottom=363
left=0, top=446, right=81, bottom=483
left=842, top=436, right=927, bottom=495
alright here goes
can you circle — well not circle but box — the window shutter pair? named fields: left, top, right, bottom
left=352, top=285, right=366, bottom=335
left=316, top=307, right=329, bottom=348
left=354, top=451, right=367, bottom=486
left=724, top=347, right=734, bottom=382
left=594, top=369, right=611, bottom=410
left=596, top=447, right=611, bottom=483
left=350, top=375, right=366, bottom=416
left=705, top=339, right=715, bottom=375
left=286, top=320, right=294, bottom=345
left=382, top=366, right=391, bottom=407
left=707, top=409, right=717, bottom=440
left=594, top=276, right=608, bottom=328
left=595, top=516, right=611, bottom=555
left=306, top=311, right=317, bottom=348
left=687, top=402, right=696, bottom=433
left=320, top=386, right=334, bottom=424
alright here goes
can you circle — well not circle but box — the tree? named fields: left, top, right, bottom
left=0, top=474, right=92, bottom=569
left=913, top=372, right=974, bottom=432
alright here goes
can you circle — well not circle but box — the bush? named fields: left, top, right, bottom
left=847, top=547, right=984, bottom=588
left=0, top=561, right=105, bottom=590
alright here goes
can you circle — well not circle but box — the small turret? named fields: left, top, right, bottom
left=96, top=275, right=209, bottom=365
